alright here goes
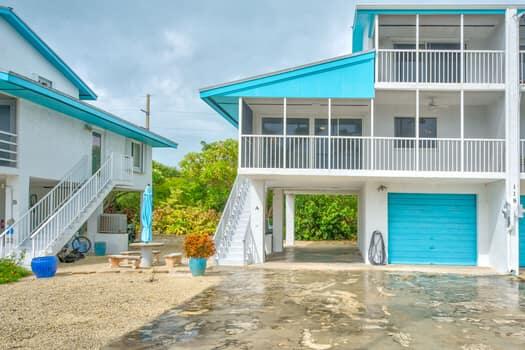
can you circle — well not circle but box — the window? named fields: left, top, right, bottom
left=91, top=132, right=102, bottom=174
left=314, top=118, right=362, bottom=136
left=0, top=101, right=16, bottom=167
left=131, top=142, right=143, bottom=172
left=37, top=76, right=53, bottom=88
left=261, top=118, right=283, bottom=135
left=286, top=118, right=309, bottom=135
left=394, top=117, right=437, bottom=148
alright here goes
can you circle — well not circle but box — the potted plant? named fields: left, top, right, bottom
left=183, top=234, right=215, bottom=276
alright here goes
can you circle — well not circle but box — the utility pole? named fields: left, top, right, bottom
left=140, top=94, right=151, bottom=130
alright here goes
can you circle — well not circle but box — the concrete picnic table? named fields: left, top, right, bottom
left=129, top=242, right=164, bottom=267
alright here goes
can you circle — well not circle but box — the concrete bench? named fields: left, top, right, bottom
left=108, top=255, right=140, bottom=269
left=121, top=250, right=161, bottom=264
left=164, top=253, right=182, bottom=268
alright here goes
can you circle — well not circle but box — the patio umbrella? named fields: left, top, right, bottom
left=140, top=184, right=153, bottom=242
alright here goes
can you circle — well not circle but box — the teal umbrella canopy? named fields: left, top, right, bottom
left=140, top=185, right=153, bottom=242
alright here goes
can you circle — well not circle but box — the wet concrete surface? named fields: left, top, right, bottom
left=105, top=268, right=525, bottom=350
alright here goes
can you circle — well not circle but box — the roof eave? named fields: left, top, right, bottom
left=0, top=7, right=98, bottom=101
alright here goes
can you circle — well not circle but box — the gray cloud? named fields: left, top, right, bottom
left=4, top=0, right=353, bottom=165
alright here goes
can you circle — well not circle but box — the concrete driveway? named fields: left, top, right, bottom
left=105, top=267, right=525, bottom=349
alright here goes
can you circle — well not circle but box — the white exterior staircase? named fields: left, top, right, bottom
left=0, top=153, right=133, bottom=263
left=214, top=176, right=253, bottom=266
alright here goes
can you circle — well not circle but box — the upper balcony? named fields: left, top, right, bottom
left=238, top=92, right=510, bottom=179
left=374, top=14, right=506, bottom=88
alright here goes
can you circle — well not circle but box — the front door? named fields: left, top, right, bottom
left=91, top=131, right=102, bottom=174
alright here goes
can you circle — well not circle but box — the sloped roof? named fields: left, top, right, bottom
left=0, top=6, right=97, bottom=100
left=200, top=50, right=375, bottom=127
left=0, top=71, right=177, bottom=148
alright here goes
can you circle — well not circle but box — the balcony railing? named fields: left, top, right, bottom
left=377, top=49, right=505, bottom=85
left=240, top=135, right=505, bottom=174
left=0, top=130, right=17, bottom=167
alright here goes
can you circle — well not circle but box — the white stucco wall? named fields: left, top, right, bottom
left=358, top=180, right=506, bottom=271
left=0, top=18, right=79, bottom=97
left=0, top=99, right=153, bottom=219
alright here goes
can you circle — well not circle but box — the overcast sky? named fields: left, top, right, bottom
left=2, top=0, right=355, bottom=166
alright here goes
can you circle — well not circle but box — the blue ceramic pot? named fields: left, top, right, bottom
left=31, top=256, right=58, bottom=278
left=188, top=257, right=207, bottom=276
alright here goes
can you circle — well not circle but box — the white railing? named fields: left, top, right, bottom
left=0, top=155, right=89, bottom=258
left=377, top=49, right=417, bottom=83
left=419, top=49, right=461, bottom=83
left=377, top=49, right=505, bottom=84
left=464, top=50, right=505, bottom=84
left=98, top=213, right=127, bottom=233
left=30, top=153, right=133, bottom=257
left=464, top=139, right=505, bottom=173
left=0, top=130, right=17, bottom=167
left=240, top=135, right=505, bottom=174
left=214, top=175, right=250, bottom=262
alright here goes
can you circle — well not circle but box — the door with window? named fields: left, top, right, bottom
left=0, top=101, right=16, bottom=167
left=131, top=142, right=144, bottom=172
left=91, top=132, right=102, bottom=174
left=316, top=118, right=362, bottom=169
left=261, top=118, right=284, bottom=168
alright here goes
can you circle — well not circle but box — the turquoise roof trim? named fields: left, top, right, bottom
left=0, top=7, right=97, bottom=100
left=352, top=8, right=506, bottom=52
left=200, top=51, right=376, bottom=127
left=0, top=71, right=177, bottom=148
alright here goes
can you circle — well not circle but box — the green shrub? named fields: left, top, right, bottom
left=153, top=204, right=220, bottom=236
left=295, top=195, right=357, bottom=241
left=0, top=259, right=31, bottom=284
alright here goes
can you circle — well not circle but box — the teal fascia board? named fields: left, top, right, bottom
left=352, top=8, right=506, bottom=53
left=0, top=72, right=177, bottom=148
left=0, top=7, right=97, bottom=100
left=200, top=51, right=375, bottom=127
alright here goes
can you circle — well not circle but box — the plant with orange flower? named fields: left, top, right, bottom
left=183, top=234, right=216, bottom=258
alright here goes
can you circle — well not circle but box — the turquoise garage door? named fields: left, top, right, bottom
left=519, top=196, right=525, bottom=267
left=388, top=193, right=477, bottom=265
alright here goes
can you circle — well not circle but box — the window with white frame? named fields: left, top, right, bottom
left=131, top=141, right=144, bottom=172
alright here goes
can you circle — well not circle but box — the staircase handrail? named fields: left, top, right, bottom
left=30, top=154, right=116, bottom=257
left=213, top=175, right=250, bottom=260
left=0, top=155, right=89, bottom=257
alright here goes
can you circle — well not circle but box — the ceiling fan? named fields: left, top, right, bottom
left=427, top=96, right=450, bottom=111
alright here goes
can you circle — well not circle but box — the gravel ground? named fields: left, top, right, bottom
left=0, top=235, right=221, bottom=350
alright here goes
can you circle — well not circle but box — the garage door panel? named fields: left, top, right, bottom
left=388, top=193, right=477, bottom=266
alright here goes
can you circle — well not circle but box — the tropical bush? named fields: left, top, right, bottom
left=0, top=258, right=31, bottom=284
left=183, top=234, right=216, bottom=258
left=295, top=195, right=357, bottom=241
left=153, top=204, right=219, bottom=235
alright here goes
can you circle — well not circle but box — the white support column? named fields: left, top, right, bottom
left=5, top=175, right=29, bottom=222
left=249, top=179, right=265, bottom=264
left=285, top=193, right=295, bottom=247
left=460, top=14, right=465, bottom=172
left=272, top=189, right=284, bottom=253
left=328, top=98, right=332, bottom=169
left=283, top=98, right=287, bottom=169
left=374, top=15, right=379, bottom=82
left=370, top=99, right=375, bottom=170
left=504, top=8, right=521, bottom=275
left=415, top=89, right=420, bottom=171
left=460, top=89, right=465, bottom=171
left=238, top=97, right=243, bottom=168
left=416, top=14, right=420, bottom=83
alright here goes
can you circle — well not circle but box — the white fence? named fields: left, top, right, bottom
left=241, top=135, right=505, bottom=174
left=377, top=49, right=505, bottom=84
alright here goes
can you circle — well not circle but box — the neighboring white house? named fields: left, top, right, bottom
left=0, top=7, right=177, bottom=262
left=202, top=1, right=525, bottom=274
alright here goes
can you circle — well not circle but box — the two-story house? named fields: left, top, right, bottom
left=0, top=7, right=177, bottom=262
left=202, top=1, right=525, bottom=274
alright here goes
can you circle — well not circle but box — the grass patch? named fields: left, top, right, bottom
left=0, top=258, right=31, bottom=284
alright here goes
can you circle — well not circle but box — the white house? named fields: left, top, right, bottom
left=202, top=1, right=525, bottom=275
left=0, top=7, right=177, bottom=262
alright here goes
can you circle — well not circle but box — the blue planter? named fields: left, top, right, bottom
left=94, top=241, right=107, bottom=256
left=31, top=256, right=58, bottom=278
left=188, top=257, right=207, bottom=276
